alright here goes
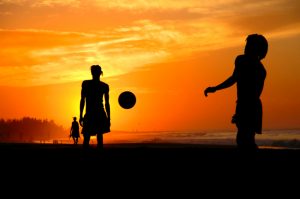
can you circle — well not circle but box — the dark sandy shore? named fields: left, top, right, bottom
left=1, top=143, right=299, bottom=192
left=1, top=143, right=299, bottom=170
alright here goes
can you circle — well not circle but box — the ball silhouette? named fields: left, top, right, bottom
left=118, top=91, right=136, bottom=109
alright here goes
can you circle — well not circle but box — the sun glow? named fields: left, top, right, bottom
left=0, top=0, right=300, bottom=134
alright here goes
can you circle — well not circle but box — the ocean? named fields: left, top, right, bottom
left=104, top=129, right=300, bottom=149
left=9, top=129, right=300, bottom=149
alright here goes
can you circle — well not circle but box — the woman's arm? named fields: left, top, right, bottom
left=79, top=82, right=86, bottom=127
left=104, top=88, right=110, bottom=126
left=204, top=75, right=236, bottom=97
left=70, top=125, right=73, bottom=137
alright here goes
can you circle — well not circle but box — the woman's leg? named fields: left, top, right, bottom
left=97, top=134, right=103, bottom=150
left=83, top=134, right=90, bottom=149
left=236, top=127, right=257, bottom=150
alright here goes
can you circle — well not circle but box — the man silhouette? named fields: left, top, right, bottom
left=79, top=65, right=110, bottom=151
left=204, top=34, right=268, bottom=151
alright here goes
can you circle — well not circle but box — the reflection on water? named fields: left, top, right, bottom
left=105, top=129, right=300, bottom=149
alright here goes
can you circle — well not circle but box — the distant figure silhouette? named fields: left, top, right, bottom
left=204, top=34, right=268, bottom=151
left=79, top=65, right=110, bottom=151
left=70, top=117, right=80, bottom=144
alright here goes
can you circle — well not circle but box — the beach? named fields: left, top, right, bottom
left=0, top=142, right=299, bottom=195
left=1, top=143, right=299, bottom=172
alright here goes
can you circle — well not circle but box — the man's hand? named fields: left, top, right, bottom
left=204, top=87, right=217, bottom=97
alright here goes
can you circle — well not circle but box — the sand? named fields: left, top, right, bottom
left=0, top=143, right=299, bottom=193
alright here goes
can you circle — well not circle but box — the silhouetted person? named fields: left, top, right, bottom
left=79, top=65, right=110, bottom=151
left=70, top=117, right=80, bottom=144
left=204, top=34, right=268, bottom=151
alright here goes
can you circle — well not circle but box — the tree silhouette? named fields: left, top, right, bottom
left=0, top=117, right=67, bottom=142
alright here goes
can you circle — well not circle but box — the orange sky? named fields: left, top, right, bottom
left=0, top=0, right=300, bottom=132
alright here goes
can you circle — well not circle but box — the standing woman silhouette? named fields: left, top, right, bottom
left=204, top=34, right=268, bottom=150
left=79, top=65, right=110, bottom=151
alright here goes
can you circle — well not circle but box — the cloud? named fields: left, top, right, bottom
left=0, top=0, right=80, bottom=7
left=1, top=0, right=300, bottom=86
left=220, top=0, right=300, bottom=34
left=31, top=0, right=81, bottom=7
left=0, top=0, right=236, bottom=9
left=1, top=0, right=299, bottom=36
left=0, top=28, right=170, bottom=86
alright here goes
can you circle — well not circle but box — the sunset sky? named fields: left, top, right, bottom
left=0, top=0, right=300, bottom=134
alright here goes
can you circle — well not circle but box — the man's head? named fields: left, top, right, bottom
left=91, top=65, right=103, bottom=79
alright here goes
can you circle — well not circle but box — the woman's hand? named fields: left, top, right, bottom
left=204, top=87, right=217, bottom=97
left=79, top=117, right=84, bottom=127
